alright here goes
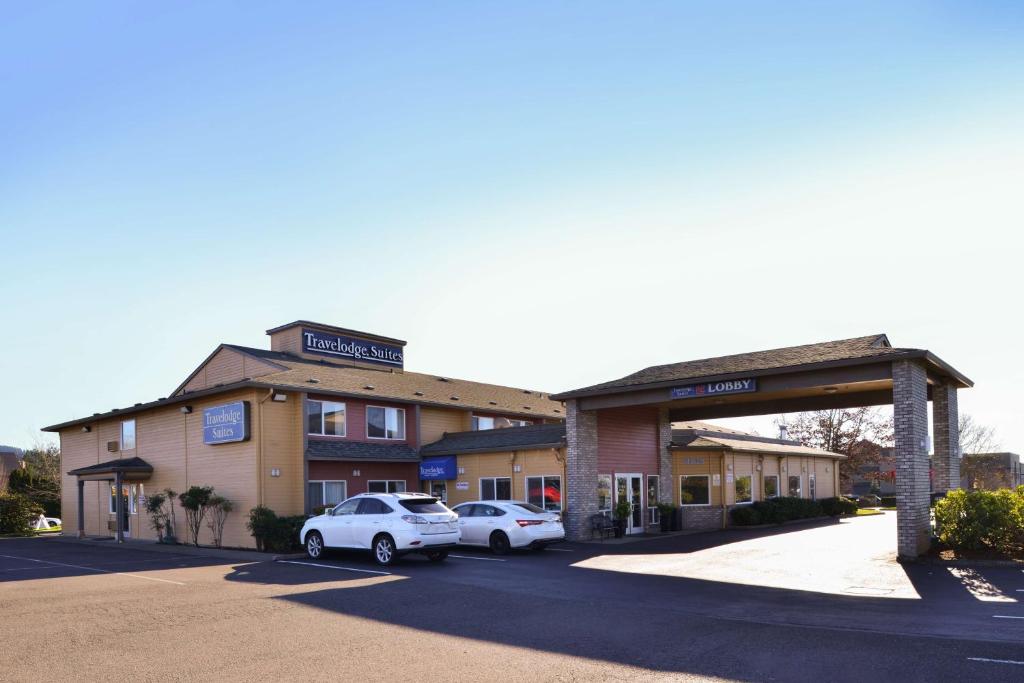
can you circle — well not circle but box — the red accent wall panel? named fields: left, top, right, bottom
left=308, top=460, right=419, bottom=496
left=307, top=394, right=413, bottom=446
left=596, top=406, right=659, bottom=475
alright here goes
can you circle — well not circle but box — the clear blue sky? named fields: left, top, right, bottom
left=3, top=2, right=1023, bottom=451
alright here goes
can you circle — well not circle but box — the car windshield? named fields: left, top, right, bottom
left=399, top=499, right=450, bottom=514
left=513, top=503, right=547, bottom=514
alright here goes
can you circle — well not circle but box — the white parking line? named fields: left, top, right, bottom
left=992, top=615, right=1024, bottom=620
left=968, top=657, right=1024, bottom=666
left=277, top=560, right=391, bottom=575
left=448, top=554, right=507, bottom=562
left=0, top=554, right=185, bottom=585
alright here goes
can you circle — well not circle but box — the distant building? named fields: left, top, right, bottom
left=960, top=453, right=1023, bottom=490
left=845, top=443, right=896, bottom=496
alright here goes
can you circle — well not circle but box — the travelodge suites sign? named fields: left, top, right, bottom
left=302, top=328, right=404, bottom=368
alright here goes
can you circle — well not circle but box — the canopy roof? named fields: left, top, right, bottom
left=67, top=457, right=153, bottom=480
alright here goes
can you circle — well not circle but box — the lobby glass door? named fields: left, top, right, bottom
left=615, top=474, right=644, bottom=535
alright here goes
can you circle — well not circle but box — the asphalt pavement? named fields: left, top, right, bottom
left=1, top=513, right=1023, bottom=682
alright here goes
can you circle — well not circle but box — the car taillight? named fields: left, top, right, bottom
left=516, top=519, right=543, bottom=527
left=402, top=515, right=427, bottom=524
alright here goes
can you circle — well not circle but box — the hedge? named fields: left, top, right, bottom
left=246, top=506, right=306, bottom=552
left=730, top=496, right=856, bottom=526
left=934, top=487, right=1024, bottom=555
left=0, top=492, right=45, bottom=536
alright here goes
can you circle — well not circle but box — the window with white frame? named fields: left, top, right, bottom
left=597, top=474, right=612, bottom=517
left=735, top=474, right=753, bottom=504
left=308, top=480, right=347, bottom=510
left=121, top=419, right=136, bottom=450
left=480, top=477, right=511, bottom=501
left=307, top=400, right=346, bottom=437
left=680, top=475, right=710, bottom=506
left=526, top=475, right=561, bottom=511
left=367, top=480, right=406, bottom=494
left=367, top=406, right=405, bottom=439
left=507, top=418, right=532, bottom=427
left=471, top=415, right=495, bottom=431
left=788, top=475, right=802, bottom=497
left=764, top=475, right=779, bottom=499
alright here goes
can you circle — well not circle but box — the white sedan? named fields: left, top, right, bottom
left=450, top=501, right=565, bottom=554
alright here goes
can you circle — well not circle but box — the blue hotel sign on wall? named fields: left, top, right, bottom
left=670, top=378, right=757, bottom=400
left=419, top=456, right=456, bottom=481
left=302, top=328, right=404, bottom=368
left=203, top=401, right=250, bottom=445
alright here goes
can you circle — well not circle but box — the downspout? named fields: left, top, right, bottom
left=720, top=454, right=728, bottom=529
left=510, top=451, right=518, bottom=499
left=554, top=446, right=566, bottom=515
left=257, top=389, right=275, bottom=508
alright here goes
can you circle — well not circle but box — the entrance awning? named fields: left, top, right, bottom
left=68, top=456, right=153, bottom=482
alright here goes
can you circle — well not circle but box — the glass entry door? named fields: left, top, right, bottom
left=615, top=473, right=644, bottom=535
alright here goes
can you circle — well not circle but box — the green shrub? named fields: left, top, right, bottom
left=880, top=496, right=897, bottom=507
left=935, top=487, right=1024, bottom=554
left=744, top=497, right=824, bottom=525
left=730, top=506, right=762, bottom=526
left=247, top=506, right=306, bottom=552
left=820, top=497, right=858, bottom=517
left=0, top=492, right=44, bottom=536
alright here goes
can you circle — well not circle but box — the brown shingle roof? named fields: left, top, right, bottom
left=255, top=356, right=563, bottom=419
left=552, top=334, right=972, bottom=399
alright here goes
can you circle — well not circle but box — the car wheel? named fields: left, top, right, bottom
left=305, top=531, right=324, bottom=559
left=426, top=550, right=448, bottom=562
left=373, top=534, right=397, bottom=566
left=533, top=543, right=547, bottom=552
left=489, top=531, right=511, bottom=555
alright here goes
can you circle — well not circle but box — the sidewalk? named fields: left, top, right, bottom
left=42, top=534, right=304, bottom=562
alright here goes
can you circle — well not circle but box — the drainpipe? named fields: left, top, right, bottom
left=720, top=455, right=728, bottom=529
left=257, top=389, right=276, bottom=508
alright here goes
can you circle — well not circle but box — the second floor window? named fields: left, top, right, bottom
left=308, top=400, right=346, bottom=437
left=472, top=415, right=494, bottom=431
left=121, top=420, right=136, bottom=450
left=367, top=406, right=405, bottom=440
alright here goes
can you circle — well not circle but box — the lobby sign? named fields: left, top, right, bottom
left=670, top=378, right=757, bottom=400
left=419, top=455, right=457, bottom=481
left=203, top=401, right=250, bottom=445
left=302, top=328, right=404, bottom=368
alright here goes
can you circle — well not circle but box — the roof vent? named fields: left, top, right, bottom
left=553, top=409, right=561, bottom=414
left=437, top=377, right=450, bottom=382
left=522, top=390, right=532, bottom=394
left=488, top=401, right=498, bottom=405
left=363, top=385, right=375, bottom=390
left=135, top=403, right=142, bottom=407
left=307, top=378, right=320, bottom=384
left=450, top=396, right=460, bottom=401
left=414, top=391, right=424, bottom=396
left=523, top=406, right=532, bottom=410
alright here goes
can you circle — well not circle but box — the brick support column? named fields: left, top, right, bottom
left=893, top=360, right=931, bottom=559
left=931, top=383, right=960, bottom=493
left=657, top=408, right=673, bottom=503
left=565, top=399, right=598, bottom=541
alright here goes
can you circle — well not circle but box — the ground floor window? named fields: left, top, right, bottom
left=647, top=475, right=661, bottom=524
left=309, top=480, right=347, bottom=510
left=109, top=484, right=137, bottom=514
left=809, top=473, right=816, bottom=500
left=764, top=475, right=779, bottom=498
left=480, top=477, right=511, bottom=501
left=680, top=475, right=710, bottom=506
left=367, top=480, right=406, bottom=494
left=788, top=475, right=801, bottom=497
left=735, top=474, right=753, bottom=504
left=429, top=481, right=447, bottom=503
left=526, top=475, right=561, bottom=511
left=597, top=474, right=612, bottom=517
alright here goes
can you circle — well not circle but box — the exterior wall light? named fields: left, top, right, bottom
left=180, top=406, right=193, bottom=414
left=81, top=426, right=92, bottom=433
left=272, top=393, right=288, bottom=402
left=352, top=469, right=361, bottom=477
left=270, top=468, right=281, bottom=477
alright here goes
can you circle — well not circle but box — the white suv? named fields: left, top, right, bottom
left=300, top=493, right=460, bottom=566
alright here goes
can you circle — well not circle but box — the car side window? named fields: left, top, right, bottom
left=479, top=505, right=505, bottom=517
left=456, top=504, right=476, bottom=517
left=357, top=499, right=385, bottom=514
left=333, top=499, right=360, bottom=516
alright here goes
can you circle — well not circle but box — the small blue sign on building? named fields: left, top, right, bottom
left=670, top=378, right=757, bottom=400
left=203, top=401, right=250, bottom=445
left=419, top=455, right=457, bottom=481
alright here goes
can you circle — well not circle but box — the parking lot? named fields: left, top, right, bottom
left=3, top=514, right=1024, bottom=681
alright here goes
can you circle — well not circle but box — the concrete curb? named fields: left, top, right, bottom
left=42, top=534, right=304, bottom=562
left=909, top=556, right=1024, bottom=568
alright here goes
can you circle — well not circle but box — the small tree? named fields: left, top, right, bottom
left=0, top=492, right=44, bottom=535
left=144, top=492, right=168, bottom=542
left=178, top=486, right=214, bottom=546
left=205, top=496, right=234, bottom=548
left=162, top=488, right=178, bottom=541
